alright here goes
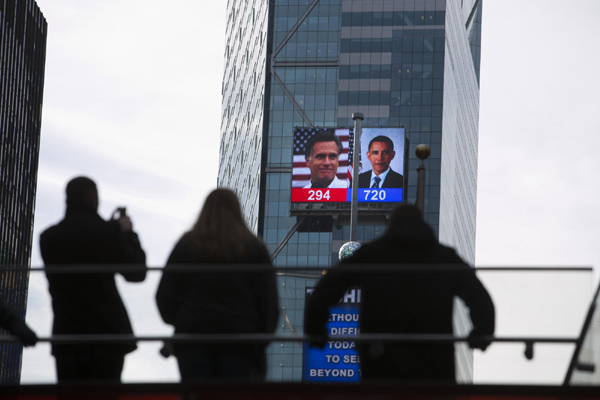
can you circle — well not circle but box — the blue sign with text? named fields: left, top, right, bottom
left=303, top=288, right=361, bottom=382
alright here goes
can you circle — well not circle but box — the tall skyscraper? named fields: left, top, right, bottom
left=0, top=0, right=47, bottom=384
left=219, top=0, right=483, bottom=382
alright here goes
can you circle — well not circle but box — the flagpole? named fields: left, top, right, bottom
left=350, top=113, right=364, bottom=242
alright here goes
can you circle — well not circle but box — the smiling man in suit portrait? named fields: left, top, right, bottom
left=302, top=132, right=347, bottom=189
left=358, top=135, right=403, bottom=188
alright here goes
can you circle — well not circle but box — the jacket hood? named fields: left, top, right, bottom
left=384, top=216, right=437, bottom=250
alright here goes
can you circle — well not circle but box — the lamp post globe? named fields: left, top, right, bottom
left=339, top=241, right=361, bottom=261
left=415, top=144, right=431, bottom=160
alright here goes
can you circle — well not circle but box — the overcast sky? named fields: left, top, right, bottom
left=20, top=0, right=600, bottom=385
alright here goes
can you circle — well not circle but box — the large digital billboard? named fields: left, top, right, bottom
left=291, top=127, right=406, bottom=203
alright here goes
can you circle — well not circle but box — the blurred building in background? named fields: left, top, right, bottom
left=0, top=0, right=47, bottom=384
left=218, top=0, right=483, bottom=382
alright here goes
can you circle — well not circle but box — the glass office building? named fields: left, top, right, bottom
left=219, top=0, right=483, bottom=382
left=0, top=0, right=47, bottom=384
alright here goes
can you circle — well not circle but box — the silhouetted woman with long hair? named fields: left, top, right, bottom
left=156, top=189, right=279, bottom=381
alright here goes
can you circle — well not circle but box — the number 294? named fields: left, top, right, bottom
left=307, top=189, right=330, bottom=201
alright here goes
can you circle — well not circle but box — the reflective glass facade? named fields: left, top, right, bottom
left=219, top=0, right=271, bottom=232
left=0, top=0, right=47, bottom=384
left=220, top=0, right=483, bottom=383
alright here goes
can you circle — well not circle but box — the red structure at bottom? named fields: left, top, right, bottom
left=0, top=383, right=599, bottom=400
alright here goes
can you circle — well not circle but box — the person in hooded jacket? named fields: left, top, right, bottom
left=40, top=177, right=146, bottom=383
left=155, top=189, right=279, bottom=381
left=305, top=204, right=495, bottom=382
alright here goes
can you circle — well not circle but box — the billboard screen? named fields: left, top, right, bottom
left=303, top=288, right=361, bottom=383
left=291, top=127, right=405, bottom=203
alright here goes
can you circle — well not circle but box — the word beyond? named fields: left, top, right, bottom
left=309, top=369, right=360, bottom=378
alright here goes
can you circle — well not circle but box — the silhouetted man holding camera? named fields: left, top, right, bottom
left=305, top=204, right=495, bottom=382
left=40, top=177, right=146, bottom=383
left=0, top=300, right=37, bottom=347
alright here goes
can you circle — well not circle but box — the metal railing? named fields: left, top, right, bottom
left=3, top=265, right=598, bottom=386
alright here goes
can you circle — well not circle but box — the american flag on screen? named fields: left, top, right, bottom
left=346, top=131, right=363, bottom=186
left=292, top=127, right=350, bottom=188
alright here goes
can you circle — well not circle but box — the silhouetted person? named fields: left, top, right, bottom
left=156, top=189, right=279, bottom=382
left=0, top=300, right=37, bottom=347
left=40, top=177, right=146, bottom=383
left=305, top=204, right=495, bottom=382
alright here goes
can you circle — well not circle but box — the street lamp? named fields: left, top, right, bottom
left=338, top=112, right=364, bottom=261
left=415, top=144, right=431, bottom=214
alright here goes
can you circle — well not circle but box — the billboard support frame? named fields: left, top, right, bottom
left=269, top=216, right=307, bottom=262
